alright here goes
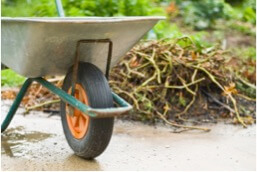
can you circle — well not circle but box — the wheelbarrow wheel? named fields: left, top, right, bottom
left=60, top=62, right=114, bottom=159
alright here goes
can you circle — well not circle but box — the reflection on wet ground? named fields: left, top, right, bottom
left=1, top=126, right=53, bottom=157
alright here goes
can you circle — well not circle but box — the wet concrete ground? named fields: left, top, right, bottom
left=1, top=101, right=256, bottom=171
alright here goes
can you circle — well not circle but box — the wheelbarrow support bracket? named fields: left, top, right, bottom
left=1, top=77, right=132, bottom=132
left=71, top=39, right=113, bottom=96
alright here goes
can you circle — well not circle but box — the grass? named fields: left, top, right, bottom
left=1, top=69, right=26, bottom=87
left=1, top=1, right=38, bottom=17
left=233, top=47, right=256, bottom=60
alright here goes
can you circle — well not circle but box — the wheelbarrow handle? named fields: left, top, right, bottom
left=55, top=0, right=65, bottom=17
left=1, top=77, right=133, bottom=132
left=32, top=78, right=132, bottom=118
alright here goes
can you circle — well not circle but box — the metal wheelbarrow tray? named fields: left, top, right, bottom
left=1, top=16, right=164, bottom=159
left=2, top=17, right=164, bottom=77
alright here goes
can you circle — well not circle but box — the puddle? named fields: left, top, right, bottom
left=1, top=126, right=53, bottom=157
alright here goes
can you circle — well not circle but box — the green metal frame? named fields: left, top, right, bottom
left=1, top=79, right=33, bottom=132
left=55, top=0, right=65, bottom=17
left=1, top=77, right=132, bottom=132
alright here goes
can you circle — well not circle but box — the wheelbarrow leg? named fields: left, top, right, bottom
left=1, top=78, right=33, bottom=132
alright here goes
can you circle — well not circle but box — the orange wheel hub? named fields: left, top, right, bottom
left=66, top=84, right=90, bottom=139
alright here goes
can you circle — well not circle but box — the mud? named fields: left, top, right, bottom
left=1, top=102, right=256, bottom=171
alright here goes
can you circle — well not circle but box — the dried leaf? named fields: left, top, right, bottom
left=223, top=83, right=238, bottom=96
left=130, top=56, right=139, bottom=68
left=166, top=2, right=177, bottom=14
left=163, top=102, right=170, bottom=111
left=191, top=51, right=198, bottom=60
left=1, top=90, right=17, bottom=99
left=233, top=116, right=255, bottom=125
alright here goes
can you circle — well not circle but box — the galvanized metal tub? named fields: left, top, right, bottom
left=1, top=17, right=164, bottom=77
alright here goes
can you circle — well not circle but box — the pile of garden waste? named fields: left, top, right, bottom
left=2, top=37, right=255, bottom=132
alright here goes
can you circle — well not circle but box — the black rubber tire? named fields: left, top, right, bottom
left=60, top=62, right=114, bottom=159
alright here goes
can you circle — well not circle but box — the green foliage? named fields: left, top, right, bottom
left=62, top=0, right=120, bottom=17
left=31, top=0, right=166, bottom=17
left=119, top=0, right=151, bottom=16
left=243, top=0, right=256, bottom=11
left=173, top=0, right=255, bottom=30
left=235, top=47, right=256, bottom=60
left=242, top=6, right=256, bottom=24
left=176, top=0, right=229, bottom=30
left=33, top=0, right=57, bottom=17
left=147, top=20, right=212, bottom=51
left=178, top=94, right=186, bottom=107
left=229, top=21, right=256, bottom=36
left=149, top=20, right=182, bottom=39
left=225, top=0, right=256, bottom=24
left=1, top=0, right=39, bottom=17
left=225, top=0, right=256, bottom=35
left=236, top=82, right=256, bottom=98
left=1, top=0, right=166, bottom=17
left=244, top=47, right=256, bottom=60
left=1, top=69, right=26, bottom=87
left=189, top=32, right=212, bottom=51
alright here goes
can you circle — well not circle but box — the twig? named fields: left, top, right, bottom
left=140, top=73, right=157, bottom=87
left=135, top=50, right=161, bottom=83
left=122, top=61, right=145, bottom=78
left=47, top=76, right=65, bottom=83
left=176, top=85, right=198, bottom=119
left=134, top=62, right=150, bottom=70
left=156, top=110, right=211, bottom=132
left=176, top=68, right=199, bottom=121
left=192, top=65, right=224, bottom=91
left=165, top=77, right=205, bottom=89
left=25, top=99, right=60, bottom=113
left=112, top=86, right=140, bottom=110
left=35, top=85, right=43, bottom=96
left=237, top=93, right=256, bottom=102
left=228, top=94, right=247, bottom=128
left=176, top=74, right=196, bottom=95
left=201, top=89, right=235, bottom=113
left=193, top=65, right=247, bottom=127
left=176, top=68, right=200, bottom=122
left=236, top=75, right=256, bottom=90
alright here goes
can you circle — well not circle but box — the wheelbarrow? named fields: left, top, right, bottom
left=1, top=0, right=164, bottom=159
